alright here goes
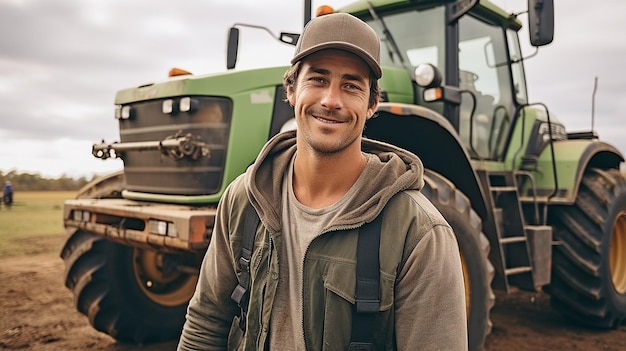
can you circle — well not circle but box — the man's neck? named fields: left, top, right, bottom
left=292, top=145, right=366, bottom=209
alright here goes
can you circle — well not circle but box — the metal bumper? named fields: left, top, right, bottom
left=63, top=198, right=216, bottom=252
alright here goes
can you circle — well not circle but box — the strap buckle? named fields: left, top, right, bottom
left=238, top=255, right=251, bottom=272
left=348, top=342, right=375, bottom=351
left=230, top=284, right=246, bottom=304
left=355, top=298, right=380, bottom=313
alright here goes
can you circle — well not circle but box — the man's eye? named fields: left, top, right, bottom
left=345, top=83, right=362, bottom=90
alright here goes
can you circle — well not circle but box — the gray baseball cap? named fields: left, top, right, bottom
left=291, top=13, right=382, bottom=79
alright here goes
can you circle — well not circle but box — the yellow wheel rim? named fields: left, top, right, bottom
left=460, top=253, right=471, bottom=320
left=610, top=211, right=626, bottom=294
left=132, top=249, right=198, bottom=306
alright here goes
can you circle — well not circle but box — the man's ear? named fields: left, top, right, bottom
left=287, top=87, right=295, bottom=107
left=367, top=100, right=379, bottom=120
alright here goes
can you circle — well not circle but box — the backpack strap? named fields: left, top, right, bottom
left=231, top=202, right=384, bottom=346
left=230, top=202, right=260, bottom=332
left=349, top=215, right=383, bottom=351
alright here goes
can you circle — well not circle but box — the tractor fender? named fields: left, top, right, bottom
left=366, top=102, right=489, bottom=221
left=75, top=170, right=125, bottom=199
left=532, top=138, right=624, bottom=203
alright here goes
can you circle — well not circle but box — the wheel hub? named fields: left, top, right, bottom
left=132, top=249, right=198, bottom=306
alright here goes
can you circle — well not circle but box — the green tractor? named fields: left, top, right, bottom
left=60, top=0, right=626, bottom=350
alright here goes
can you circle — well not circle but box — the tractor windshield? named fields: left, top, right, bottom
left=365, top=6, right=527, bottom=160
left=365, top=7, right=446, bottom=77
left=457, top=15, right=525, bottom=160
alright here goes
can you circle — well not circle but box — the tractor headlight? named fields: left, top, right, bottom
left=538, top=122, right=567, bottom=142
left=148, top=219, right=178, bottom=237
left=121, top=105, right=132, bottom=119
left=114, top=105, right=132, bottom=120
left=73, top=210, right=91, bottom=222
left=162, top=99, right=176, bottom=114
left=180, top=97, right=198, bottom=113
left=414, top=63, right=442, bottom=88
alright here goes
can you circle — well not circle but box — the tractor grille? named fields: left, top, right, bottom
left=118, top=97, right=232, bottom=195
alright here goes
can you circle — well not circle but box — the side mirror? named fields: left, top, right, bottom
left=528, top=0, right=554, bottom=46
left=226, top=27, right=239, bottom=70
left=279, top=33, right=300, bottom=46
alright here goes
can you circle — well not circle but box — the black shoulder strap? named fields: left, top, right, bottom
left=231, top=203, right=383, bottom=345
left=230, top=202, right=260, bottom=332
left=349, top=215, right=383, bottom=351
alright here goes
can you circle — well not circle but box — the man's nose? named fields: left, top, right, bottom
left=320, top=84, right=343, bottom=110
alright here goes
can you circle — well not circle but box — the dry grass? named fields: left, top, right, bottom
left=0, top=191, right=77, bottom=257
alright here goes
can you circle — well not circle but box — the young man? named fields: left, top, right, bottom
left=178, top=13, right=467, bottom=350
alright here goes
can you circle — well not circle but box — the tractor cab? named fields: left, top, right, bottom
left=356, top=0, right=554, bottom=162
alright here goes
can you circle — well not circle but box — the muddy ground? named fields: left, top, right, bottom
left=1, top=238, right=625, bottom=350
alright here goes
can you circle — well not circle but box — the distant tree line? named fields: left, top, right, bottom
left=0, top=170, right=94, bottom=191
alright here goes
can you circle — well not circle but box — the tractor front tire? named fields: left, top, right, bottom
left=548, top=168, right=626, bottom=328
left=61, top=230, right=198, bottom=343
left=60, top=171, right=198, bottom=344
left=423, top=169, right=495, bottom=351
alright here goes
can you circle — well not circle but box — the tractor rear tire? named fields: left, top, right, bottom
left=548, top=168, right=626, bottom=328
left=423, top=169, right=495, bottom=351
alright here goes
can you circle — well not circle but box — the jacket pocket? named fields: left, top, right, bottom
left=323, top=261, right=395, bottom=311
left=227, top=316, right=244, bottom=351
left=315, top=262, right=396, bottom=350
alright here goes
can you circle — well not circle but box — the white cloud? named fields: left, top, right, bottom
left=0, top=138, right=123, bottom=179
left=0, top=0, right=625, bottom=179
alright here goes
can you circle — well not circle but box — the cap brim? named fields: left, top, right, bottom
left=291, top=42, right=382, bottom=79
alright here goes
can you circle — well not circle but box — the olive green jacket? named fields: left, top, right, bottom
left=178, top=130, right=468, bottom=350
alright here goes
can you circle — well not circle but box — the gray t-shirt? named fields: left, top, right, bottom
left=269, top=153, right=374, bottom=350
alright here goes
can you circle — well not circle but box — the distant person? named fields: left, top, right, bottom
left=3, top=181, right=13, bottom=209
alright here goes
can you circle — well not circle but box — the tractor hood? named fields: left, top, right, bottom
left=114, top=66, right=290, bottom=105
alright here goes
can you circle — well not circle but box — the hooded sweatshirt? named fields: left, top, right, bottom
left=178, top=130, right=468, bottom=351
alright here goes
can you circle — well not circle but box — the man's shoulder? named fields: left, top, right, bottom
left=385, top=189, right=449, bottom=229
left=219, top=172, right=251, bottom=214
left=224, top=172, right=249, bottom=197
left=378, top=190, right=453, bottom=271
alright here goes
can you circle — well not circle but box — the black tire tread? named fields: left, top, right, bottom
left=549, top=168, right=626, bottom=328
left=60, top=172, right=186, bottom=344
left=423, top=169, right=495, bottom=351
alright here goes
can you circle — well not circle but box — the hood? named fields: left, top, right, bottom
left=245, top=130, right=424, bottom=232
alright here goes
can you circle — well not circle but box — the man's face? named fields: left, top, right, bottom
left=287, top=49, right=377, bottom=155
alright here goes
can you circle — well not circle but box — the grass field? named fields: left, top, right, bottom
left=0, top=191, right=77, bottom=257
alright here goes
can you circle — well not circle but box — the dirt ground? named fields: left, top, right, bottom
left=1, top=240, right=625, bottom=350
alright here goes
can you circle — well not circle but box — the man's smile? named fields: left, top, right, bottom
left=308, top=108, right=348, bottom=124
left=313, top=115, right=343, bottom=124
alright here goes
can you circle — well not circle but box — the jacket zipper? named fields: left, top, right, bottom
left=258, top=235, right=275, bottom=350
left=300, top=225, right=364, bottom=350
left=268, top=236, right=274, bottom=271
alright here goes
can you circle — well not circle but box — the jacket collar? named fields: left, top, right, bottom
left=245, top=130, right=424, bottom=232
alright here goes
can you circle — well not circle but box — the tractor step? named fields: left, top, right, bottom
left=505, top=266, right=532, bottom=276
left=524, top=225, right=553, bottom=287
left=500, top=236, right=526, bottom=244
left=478, top=170, right=546, bottom=292
left=490, top=185, right=517, bottom=193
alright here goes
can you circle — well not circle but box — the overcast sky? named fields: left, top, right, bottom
left=1, top=0, right=625, bottom=179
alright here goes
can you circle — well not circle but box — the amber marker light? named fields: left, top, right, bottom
left=169, top=67, right=192, bottom=77
left=316, top=5, right=334, bottom=16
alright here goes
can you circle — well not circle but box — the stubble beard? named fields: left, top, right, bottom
left=302, top=108, right=362, bottom=155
